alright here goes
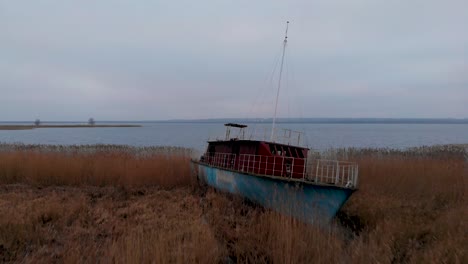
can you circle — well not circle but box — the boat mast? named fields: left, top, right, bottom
left=271, top=21, right=289, bottom=142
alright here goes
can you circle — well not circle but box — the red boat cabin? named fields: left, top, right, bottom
left=200, top=123, right=309, bottom=179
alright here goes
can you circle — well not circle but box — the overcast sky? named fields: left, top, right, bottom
left=1, top=0, right=467, bottom=121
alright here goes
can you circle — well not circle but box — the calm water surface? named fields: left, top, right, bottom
left=0, top=122, right=467, bottom=151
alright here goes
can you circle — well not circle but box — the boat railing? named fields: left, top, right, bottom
left=200, top=152, right=237, bottom=169
left=211, top=126, right=304, bottom=146
left=238, top=154, right=305, bottom=179
left=200, top=152, right=359, bottom=189
left=305, top=159, right=359, bottom=188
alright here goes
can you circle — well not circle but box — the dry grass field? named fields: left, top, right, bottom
left=0, top=144, right=466, bottom=263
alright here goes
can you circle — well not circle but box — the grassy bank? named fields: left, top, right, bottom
left=0, top=144, right=466, bottom=263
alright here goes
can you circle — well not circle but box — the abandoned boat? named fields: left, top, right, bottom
left=191, top=22, right=358, bottom=224
left=192, top=124, right=358, bottom=224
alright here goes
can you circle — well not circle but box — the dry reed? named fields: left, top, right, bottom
left=0, top=144, right=193, bottom=189
left=0, top=144, right=466, bottom=263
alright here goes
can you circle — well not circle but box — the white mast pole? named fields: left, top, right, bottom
left=271, top=21, right=289, bottom=142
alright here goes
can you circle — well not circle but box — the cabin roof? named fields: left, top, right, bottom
left=207, top=139, right=309, bottom=150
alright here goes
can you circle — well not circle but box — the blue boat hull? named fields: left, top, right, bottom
left=194, top=162, right=354, bottom=225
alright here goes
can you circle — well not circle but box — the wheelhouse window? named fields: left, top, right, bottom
left=296, top=148, right=305, bottom=158
left=269, top=144, right=306, bottom=158
left=269, top=144, right=276, bottom=155
left=284, top=147, right=291, bottom=157
left=276, top=146, right=283, bottom=156
left=269, top=144, right=284, bottom=156
left=291, top=147, right=305, bottom=158
left=208, top=145, right=215, bottom=156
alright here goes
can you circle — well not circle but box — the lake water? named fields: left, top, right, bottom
left=0, top=122, right=467, bottom=152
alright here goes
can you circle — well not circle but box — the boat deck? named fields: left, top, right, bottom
left=197, top=152, right=359, bottom=189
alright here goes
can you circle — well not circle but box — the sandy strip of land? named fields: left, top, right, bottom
left=0, top=125, right=141, bottom=130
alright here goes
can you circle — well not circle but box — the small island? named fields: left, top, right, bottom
left=0, top=124, right=142, bottom=130
left=0, top=118, right=141, bottom=130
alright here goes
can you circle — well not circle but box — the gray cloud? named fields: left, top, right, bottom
left=1, top=0, right=467, bottom=121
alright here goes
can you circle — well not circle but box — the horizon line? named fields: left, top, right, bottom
left=1, top=117, right=467, bottom=123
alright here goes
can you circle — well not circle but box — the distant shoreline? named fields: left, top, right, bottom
left=152, top=118, right=468, bottom=124
left=1, top=118, right=468, bottom=125
left=0, top=125, right=142, bottom=130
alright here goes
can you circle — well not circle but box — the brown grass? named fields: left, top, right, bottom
left=0, top=144, right=466, bottom=263
left=0, top=145, right=193, bottom=189
left=340, top=154, right=467, bottom=263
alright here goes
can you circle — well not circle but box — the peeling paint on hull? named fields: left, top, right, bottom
left=193, top=161, right=354, bottom=225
